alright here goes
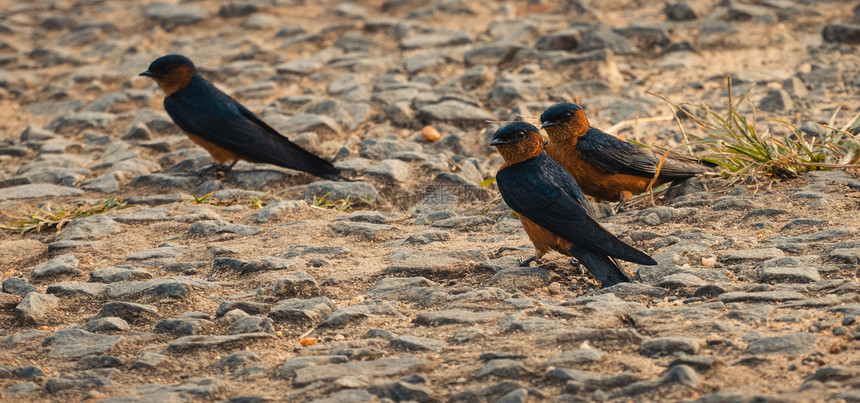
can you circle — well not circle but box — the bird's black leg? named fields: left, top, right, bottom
left=519, top=256, right=539, bottom=267
left=612, top=199, right=627, bottom=214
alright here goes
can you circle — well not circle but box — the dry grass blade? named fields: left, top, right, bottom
left=0, top=195, right=130, bottom=234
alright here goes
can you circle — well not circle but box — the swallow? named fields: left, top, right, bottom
left=139, top=54, right=344, bottom=180
left=490, top=122, right=657, bottom=287
left=540, top=102, right=710, bottom=206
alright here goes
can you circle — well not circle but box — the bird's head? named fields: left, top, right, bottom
left=139, top=54, right=197, bottom=95
left=539, top=102, right=589, bottom=142
left=490, top=122, right=544, bottom=165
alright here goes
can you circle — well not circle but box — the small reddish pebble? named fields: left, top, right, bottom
left=422, top=126, right=441, bottom=142
left=300, top=337, right=317, bottom=346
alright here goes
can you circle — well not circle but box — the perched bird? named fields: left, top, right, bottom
left=140, top=54, right=344, bottom=180
left=490, top=122, right=657, bottom=287
left=540, top=102, right=710, bottom=205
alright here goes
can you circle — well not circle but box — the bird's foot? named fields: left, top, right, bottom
left=569, top=258, right=587, bottom=276
left=197, top=162, right=236, bottom=176
left=519, top=256, right=539, bottom=267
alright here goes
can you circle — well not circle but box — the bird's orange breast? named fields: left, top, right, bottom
left=518, top=214, right=573, bottom=257
left=184, top=132, right=241, bottom=164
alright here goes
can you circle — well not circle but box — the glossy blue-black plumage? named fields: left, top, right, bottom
left=164, top=75, right=342, bottom=179
left=540, top=102, right=581, bottom=125
left=576, top=127, right=708, bottom=178
left=496, top=152, right=657, bottom=286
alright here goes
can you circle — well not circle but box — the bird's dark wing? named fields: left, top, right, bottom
left=497, top=154, right=656, bottom=265
left=576, top=128, right=708, bottom=179
left=164, top=76, right=342, bottom=179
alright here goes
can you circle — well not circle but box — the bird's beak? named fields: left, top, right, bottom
left=541, top=121, right=558, bottom=129
left=139, top=70, right=152, bottom=77
left=489, top=138, right=507, bottom=146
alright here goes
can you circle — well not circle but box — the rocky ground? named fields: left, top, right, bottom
left=1, top=0, right=860, bottom=401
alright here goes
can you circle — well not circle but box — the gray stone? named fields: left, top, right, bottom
left=477, top=359, right=528, bottom=379
left=168, top=333, right=275, bottom=352
left=216, top=301, right=270, bottom=317
left=274, top=271, right=321, bottom=297
left=250, top=200, right=306, bottom=223
left=76, top=355, right=123, bottom=370
left=144, top=2, right=207, bottom=31
left=640, top=336, right=702, bottom=356
left=211, top=351, right=260, bottom=372
left=759, top=89, right=794, bottom=112
left=328, top=222, right=397, bottom=241
left=15, top=292, right=59, bottom=324
left=113, top=208, right=170, bottom=223
left=665, top=1, right=699, bottom=20
left=0, top=184, right=83, bottom=200
left=189, top=220, right=261, bottom=236
left=105, top=276, right=214, bottom=299
left=279, top=356, right=349, bottom=379
left=417, top=100, right=495, bottom=128
left=98, top=301, right=158, bottom=323
left=228, top=316, right=275, bottom=335
left=414, top=309, right=504, bottom=326
left=85, top=317, right=130, bottom=333
left=126, top=246, right=187, bottom=260
left=5, top=382, right=39, bottom=396
left=2, top=278, right=37, bottom=297
left=364, top=159, right=411, bottom=182
left=759, top=266, right=821, bottom=284
left=828, top=248, right=860, bottom=264
left=154, top=317, right=214, bottom=335
left=89, top=266, right=153, bottom=283
left=44, top=328, right=121, bottom=358
left=131, top=352, right=168, bottom=371
left=243, top=257, right=304, bottom=273
left=46, top=282, right=107, bottom=297
left=390, top=335, right=444, bottom=352
left=293, top=356, right=433, bottom=386
left=747, top=333, right=817, bottom=355
left=58, top=215, right=121, bottom=241
left=321, top=300, right=404, bottom=328
left=718, top=291, right=805, bottom=303
left=404, top=230, right=451, bottom=244
left=655, top=273, right=706, bottom=288
left=722, top=248, right=785, bottom=264
left=30, top=254, right=80, bottom=279
left=45, top=368, right=119, bottom=393
left=822, top=24, right=860, bottom=44
left=268, top=296, right=335, bottom=325
left=400, top=30, right=472, bottom=49
left=360, top=139, right=422, bottom=160
left=549, top=348, right=606, bottom=366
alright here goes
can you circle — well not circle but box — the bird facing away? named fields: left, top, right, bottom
left=540, top=102, right=710, bottom=204
left=140, top=54, right=343, bottom=180
left=490, top=122, right=657, bottom=287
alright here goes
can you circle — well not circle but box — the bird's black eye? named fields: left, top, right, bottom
left=515, top=131, right=525, bottom=139
left=563, top=112, right=573, bottom=119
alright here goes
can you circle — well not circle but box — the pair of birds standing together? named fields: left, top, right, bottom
left=140, top=54, right=710, bottom=288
